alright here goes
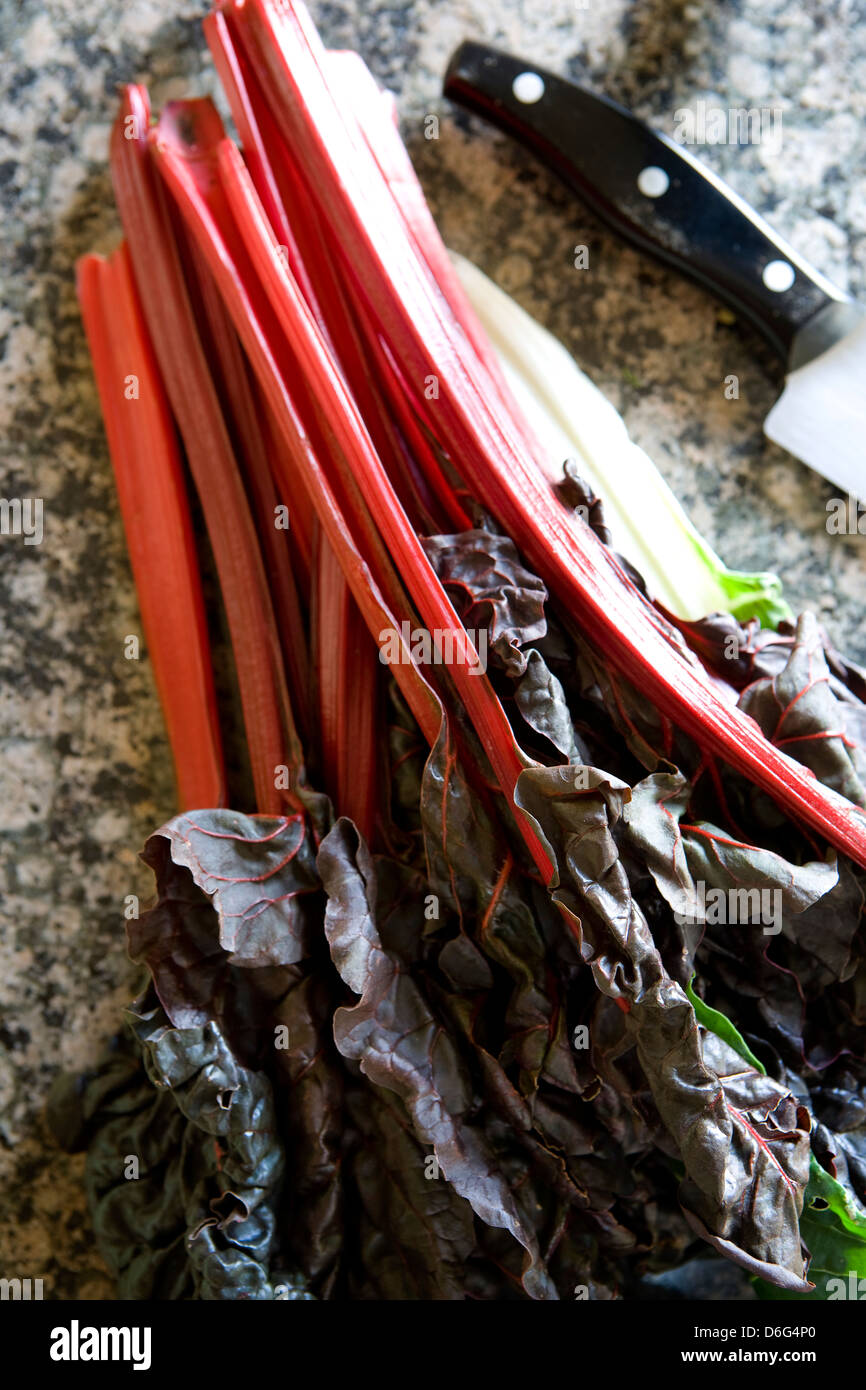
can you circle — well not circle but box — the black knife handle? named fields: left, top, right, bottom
left=444, top=42, right=857, bottom=367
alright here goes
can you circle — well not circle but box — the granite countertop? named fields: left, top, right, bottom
left=1, top=0, right=863, bottom=1298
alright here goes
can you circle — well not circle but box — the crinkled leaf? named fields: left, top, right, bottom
left=439, top=987, right=638, bottom=1255
left=141, top=808, right=321, bottom=969
left=683, top=987, right=866, bottom=1300
left=739, top=612, right=866, bottom=808
left=679, top=1030, right=812, bottom=1290
left=128, top=810, right=321, bottom=1044
left=783, top=860, right=865, bottom=987
left=271, top=970, right=344, bottom=1293
left=420, top=530, right=547, bottom=675
left=346, top=1087, right=477, bottom=1299
left=514, top=764, right=812, bottom=1290
left=571, top=638, right=698, bottom=775
left=514, top=648, right=580, bottom=761
left=623, top=768, right=837, bottom=967
left=48, top=990, right=296, bottom=1300
left=421, top=721, right=579, bottom=1094
left=318, top=816, right=558, bottom=1299
left=47, top=1035, right=194, bottom=1300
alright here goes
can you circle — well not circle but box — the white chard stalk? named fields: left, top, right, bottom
left=452, top=252, right=790, bottom=627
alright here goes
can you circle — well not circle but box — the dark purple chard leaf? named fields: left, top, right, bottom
left=672, top=610, right=780, bottom=688
left=318, top=816, right=558, bottom=1299
left=419, top=529, right=585, bottom=771
left=513, top=764, right=812, bottom=1290
left=623, top=768, right=837, bottom=966
left=814, top=1113, right=866, bottom=1210
left=555, top=462, right=614, bottom=547
left=486, top=904, right=578, bottom=1097
left=47, top=1031, right=195, bottom=1299
left=420, top=530, right=547, bottom=674
left=421, top=722, right=579, bottom=1095
left=438, top=929, right=495, bottom=992
left=127, top=831, right=287, bottom=1051
left=271, top=970, right=344, bottom=1294
left=418, top=529, right=579, bottom=760
left=686, top=986, right=866, bottom=1298
left=783, top=860, right=865, bottom=988
left=691, top=905, right=865, bottom=1083
left=439, top=987, right=640, bottom=1262
left=678, top=1029, right=812, bottom=1289
left=514, top=648, right=580, bottom=761
left=128, top=996, right=289, bottom=1299
left=840, top=700, right=866, bottom=767
left=142, top=808, right=321, bottom=968
left=129, top=809, right=323, bottom=1048
left=823, top=638, right=866, bottom=713
left=472, top=1107, right=635, bottom=1294
left=555, top=462, right=650, bottom=598
left=346, top=1086, right=477, bottom=1300
left=738, top=613, right=866, bottom=808
left=677, top=609, right=866, bottom=717
left=419, top=720, right=513, bottom=925
left=371, top=854, right=433, bottom=964
left=48, top=989, right=299, bottom=1300
left=581, top=991, right=678, bottom=1162
left=624, top=766, right=858, bottom=1049
left=385, top=680, right=427, bottom=852
left=570, top=637, right=700, bottom=775
left=814, top=1072, right=866, bottom=1139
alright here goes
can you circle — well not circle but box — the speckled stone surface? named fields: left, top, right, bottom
left=0, top=0, right=863, bottom=1298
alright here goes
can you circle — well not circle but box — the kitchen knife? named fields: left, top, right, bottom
left=444, top=42, right=866, bottom=500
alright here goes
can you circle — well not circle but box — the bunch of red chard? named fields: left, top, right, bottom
left=50, top=0, right=866, bottom=1300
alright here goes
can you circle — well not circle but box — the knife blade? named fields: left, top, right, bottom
left=443, top=41, right=866, bottom=500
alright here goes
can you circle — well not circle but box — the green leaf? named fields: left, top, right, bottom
left=689, top=985, right=866, bottom=1301
left=756, top=1158, right=866, bottom=1300
left=685, top=977, right=766, bottom=1074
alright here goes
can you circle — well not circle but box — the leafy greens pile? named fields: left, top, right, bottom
left=50, top=0, right=866, bottom=1301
